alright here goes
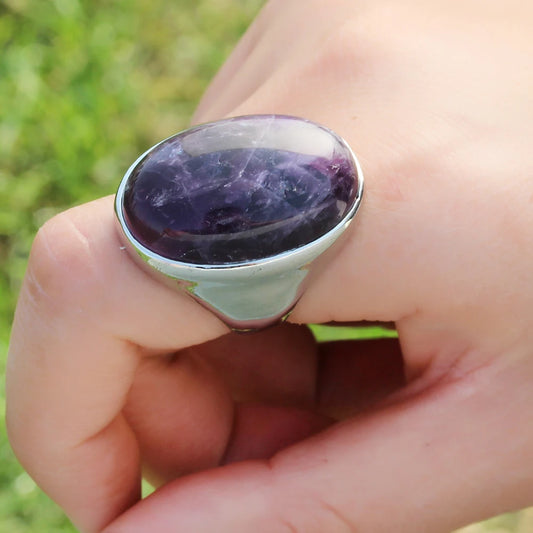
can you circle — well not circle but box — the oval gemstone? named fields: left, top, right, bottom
left=122, top=115, right=359, bottom=265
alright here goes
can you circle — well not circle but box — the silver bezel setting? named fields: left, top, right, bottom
left=115, top=119, right=364, bottom=330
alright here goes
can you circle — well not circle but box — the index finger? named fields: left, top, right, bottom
left=6, top=196, right=228, bottom=532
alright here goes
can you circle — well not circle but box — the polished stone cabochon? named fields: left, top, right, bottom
left=122, top=115, right=359, bottom=265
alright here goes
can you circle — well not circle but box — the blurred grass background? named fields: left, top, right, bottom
left=0, top=0, right=530, bottom=531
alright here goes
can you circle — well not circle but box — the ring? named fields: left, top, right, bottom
left=115, top=115, right=363, bottom=331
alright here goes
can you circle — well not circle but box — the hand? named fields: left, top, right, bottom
left=7, top=0, right=533, bottom=532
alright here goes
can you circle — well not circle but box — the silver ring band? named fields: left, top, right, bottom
left=115, top=115, right=363, bottom=330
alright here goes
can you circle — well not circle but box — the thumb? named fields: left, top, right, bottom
left=103, top=353, right=533, bottom=533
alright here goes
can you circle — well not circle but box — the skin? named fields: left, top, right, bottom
left=6, top=0, right=533, bottom=531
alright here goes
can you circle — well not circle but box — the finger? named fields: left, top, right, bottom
left=227, top=76, right=420, bottom=326
left=211, top=335, right=405, bottom=470
left=191, top=6, right=265, bottom=125
left=195, top=331, right=404, bottom=421
left=194, top=324, right=318, bottom=407
left=123, top=353, right=234, bottom=487
left=317, top=338, right=405, bottom=418
left=221, top=403, right=331, bottom=465
left=126, top=330, right=403, bottom=485
left=6, top=197, right=228, bottom=533
left=142, top=402, right=332, bottom=487
left=124, top=323, right=319, bottom=485
left=220, top=29, right=521, bottom=339
left=103, top=353, right=533, bottom=533
left=194, top=0, right=357, bottom=124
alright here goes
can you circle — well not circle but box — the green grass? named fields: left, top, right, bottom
left=310, top=324, right=398, bottom=342
left=0, top=1, right=263, bottom=530
left=0, top=1, right=529, bottom=531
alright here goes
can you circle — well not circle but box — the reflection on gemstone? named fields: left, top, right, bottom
left=122, top=115, right=359, bottom=265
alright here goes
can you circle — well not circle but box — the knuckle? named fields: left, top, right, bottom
left=270, top=465, right=357, bottom=533
left=315, top=497, right=358, bottom=533
left=275, top=498, right=357, bottom=533
left=304, top=20, right=370, bottom=82
left=27, top=208, right=102, bottom=309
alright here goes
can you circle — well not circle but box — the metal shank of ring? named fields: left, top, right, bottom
left=114, top=115, right=364, bottom=331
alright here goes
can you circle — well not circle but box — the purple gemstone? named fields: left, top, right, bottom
left=122, top=115, right=359, bottom=265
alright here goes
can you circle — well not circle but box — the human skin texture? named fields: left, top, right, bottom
left=6, top=0, right=533, bottom=532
